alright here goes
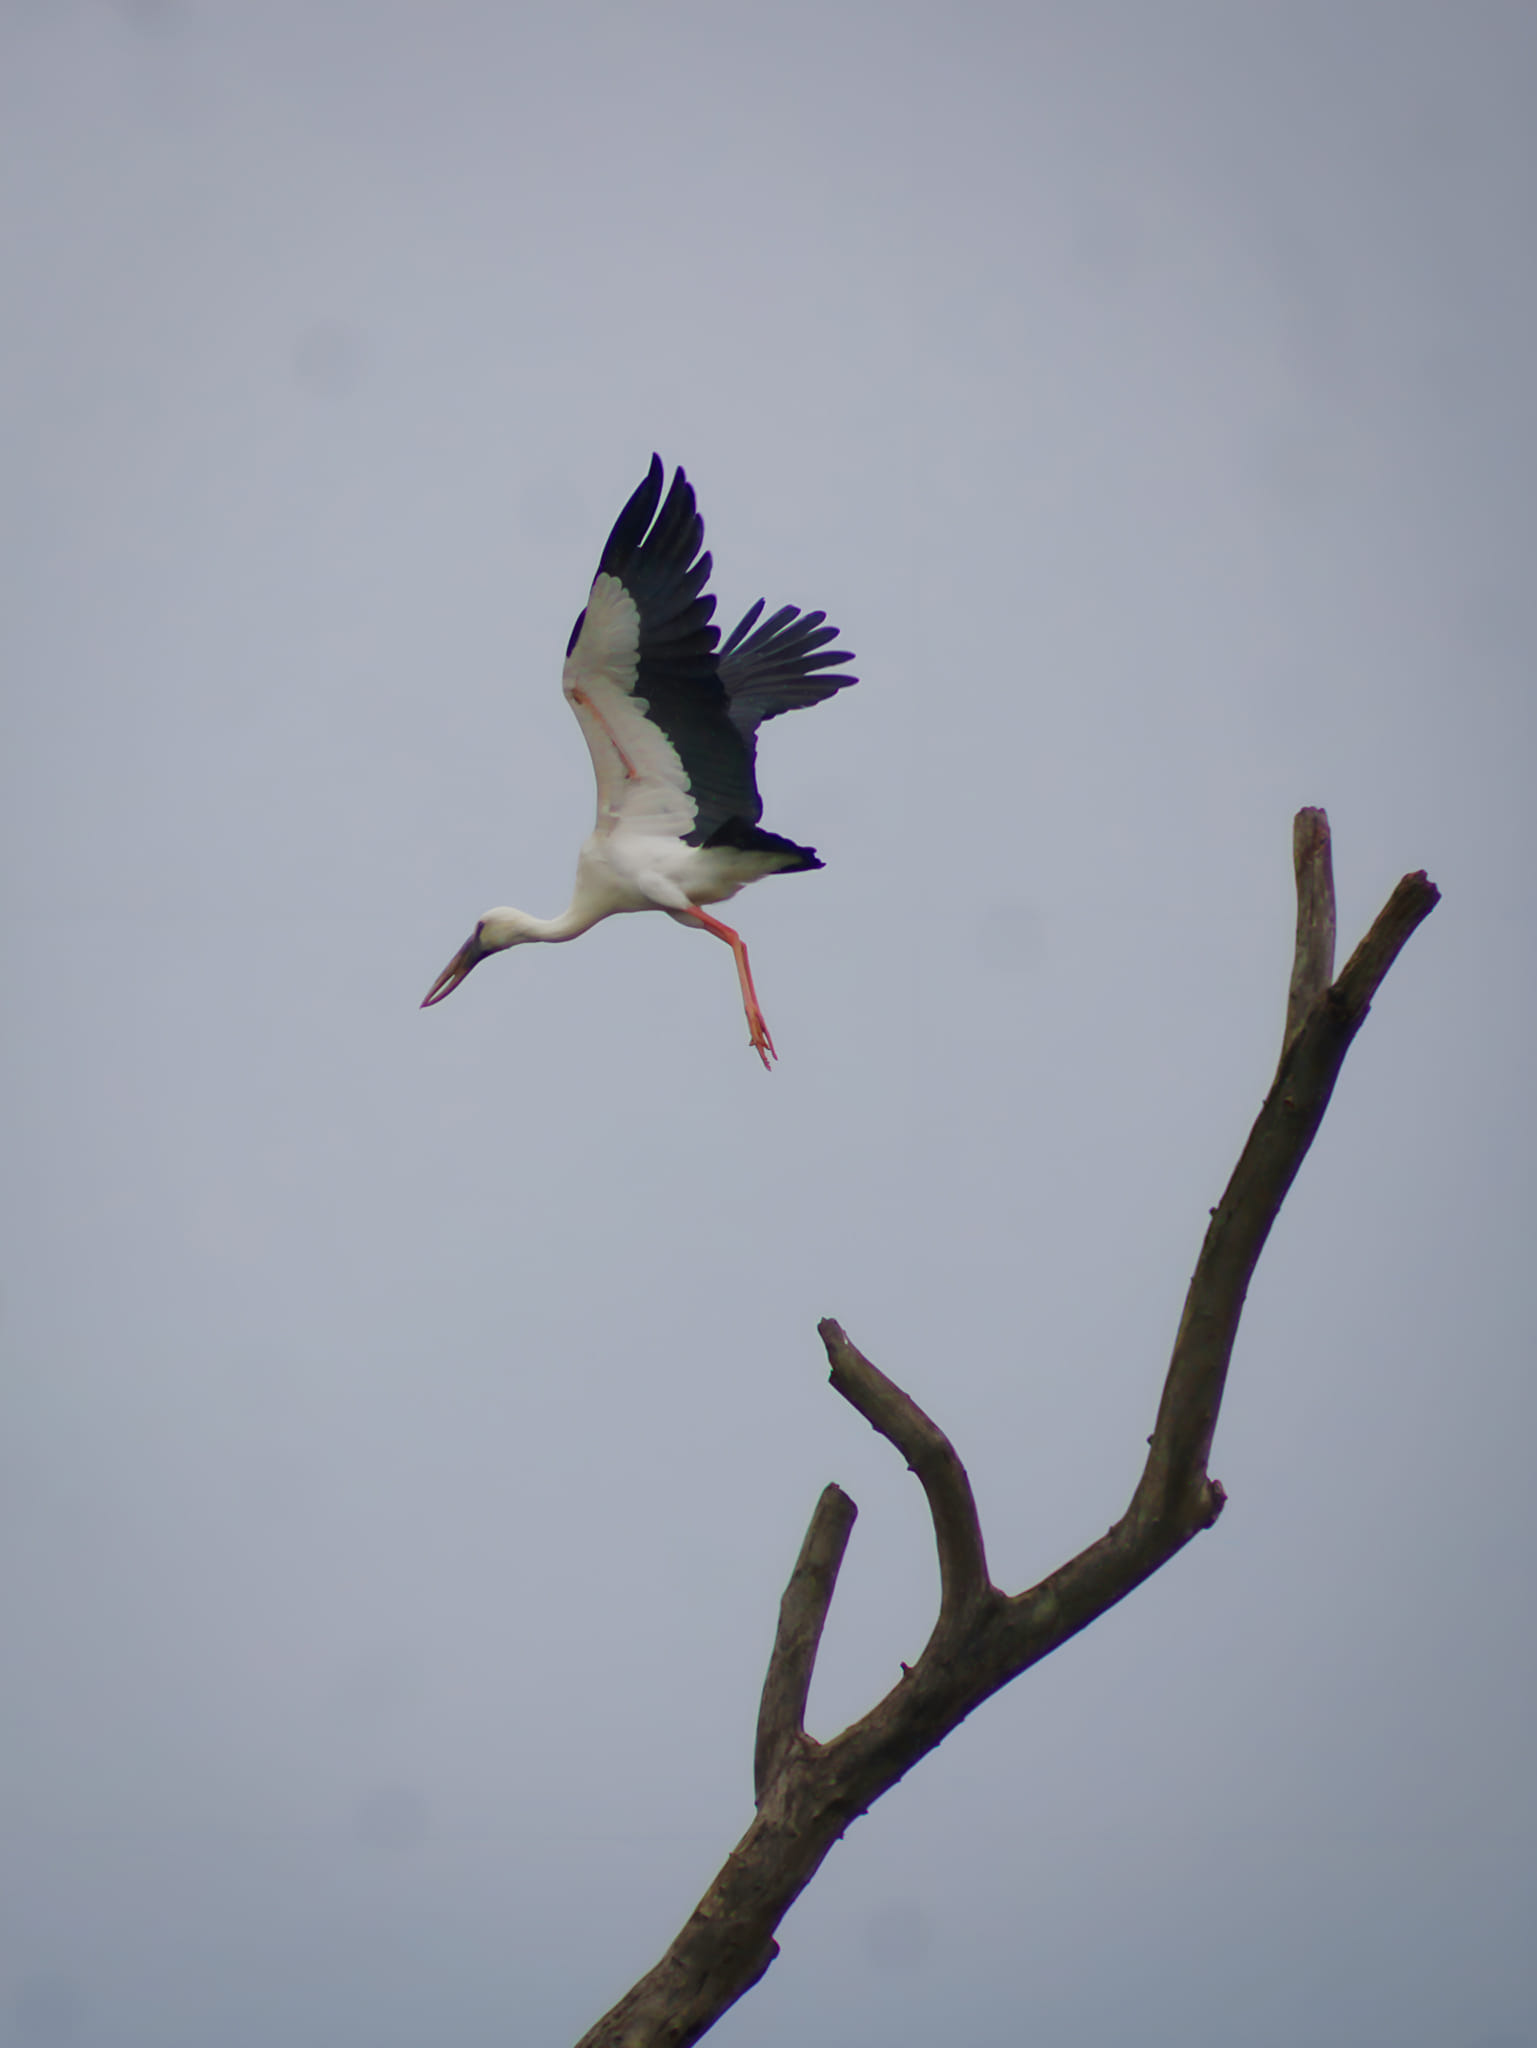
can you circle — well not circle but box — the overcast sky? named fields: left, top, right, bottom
left=2, top=4, right=1534, bottom=2045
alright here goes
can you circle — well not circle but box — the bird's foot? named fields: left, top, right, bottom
left=747, top=1004, right=777, bottom=1070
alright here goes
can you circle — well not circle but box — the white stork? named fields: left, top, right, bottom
left=421, top=456, right=856, bottom=1068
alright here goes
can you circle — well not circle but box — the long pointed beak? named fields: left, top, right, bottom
left=421, top=931, right=488, bottom=1008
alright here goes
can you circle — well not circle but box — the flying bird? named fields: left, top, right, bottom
left=421, top=456, right=856, bottom=1067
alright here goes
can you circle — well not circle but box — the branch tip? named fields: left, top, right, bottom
left=754, top=1483, right=857, bottom=1803
left=1284, top=806, right=1337, bottom=1058
left=818, top=1319, right=993, bottom=1633
left=1333, top=870, right=1440, bottom=1016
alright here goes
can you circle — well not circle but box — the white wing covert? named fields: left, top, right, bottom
left=561, top=573, right=695, bottom=839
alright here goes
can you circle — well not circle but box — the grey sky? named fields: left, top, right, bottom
left=2, top=3, right=1533, bottom=2043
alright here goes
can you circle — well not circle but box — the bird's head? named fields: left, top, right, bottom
left=420, top=908, right=540, bottom=1008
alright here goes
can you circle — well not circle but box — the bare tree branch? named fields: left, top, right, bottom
left=1128, top=842, right=1438, bottom=1536
left=821, top=1320, right=994, bottom=1636
left=575, top=812, right=1439, bottom=2048
left=1334, top=870, right=1440, bottom=1011
left=1284, top=805, right=1336, bottom=1057
left=754, top=1484, right=857, bottom=1802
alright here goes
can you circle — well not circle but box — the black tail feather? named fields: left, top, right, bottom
left=702, top=815, right=823, bottom=871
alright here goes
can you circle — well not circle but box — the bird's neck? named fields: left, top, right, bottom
left=491, top=902, right=604, bottom=946
left=487, top=861, right=622, bottom=948
left=530, top=904, right=600, bottom=943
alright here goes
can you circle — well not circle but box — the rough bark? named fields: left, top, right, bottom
left=575, top=813, right=1438, bottom=2048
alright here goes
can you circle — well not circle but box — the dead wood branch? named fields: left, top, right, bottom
left=1285, top=805, right=1336, bottom=1055
left=823, top=1326, right=994, bottom=1639
left=575, top=813, right=1439, bottom=2048
left=754, top=1484, right=857, bottom=1801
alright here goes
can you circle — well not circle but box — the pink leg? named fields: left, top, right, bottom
left=681, top=907, right=777, bottom=1069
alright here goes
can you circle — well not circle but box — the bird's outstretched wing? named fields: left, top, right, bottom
left=717, top=600, right=857, bottom=764
left=562, top=458, right=758, bottom=845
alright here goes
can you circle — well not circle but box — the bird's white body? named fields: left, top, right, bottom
left=478, top=831, right=779, bottom=952
left=422, top=458, right=855, bottom=1065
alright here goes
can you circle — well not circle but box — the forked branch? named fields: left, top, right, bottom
left=576, top=812, right=1439, bottom=2048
